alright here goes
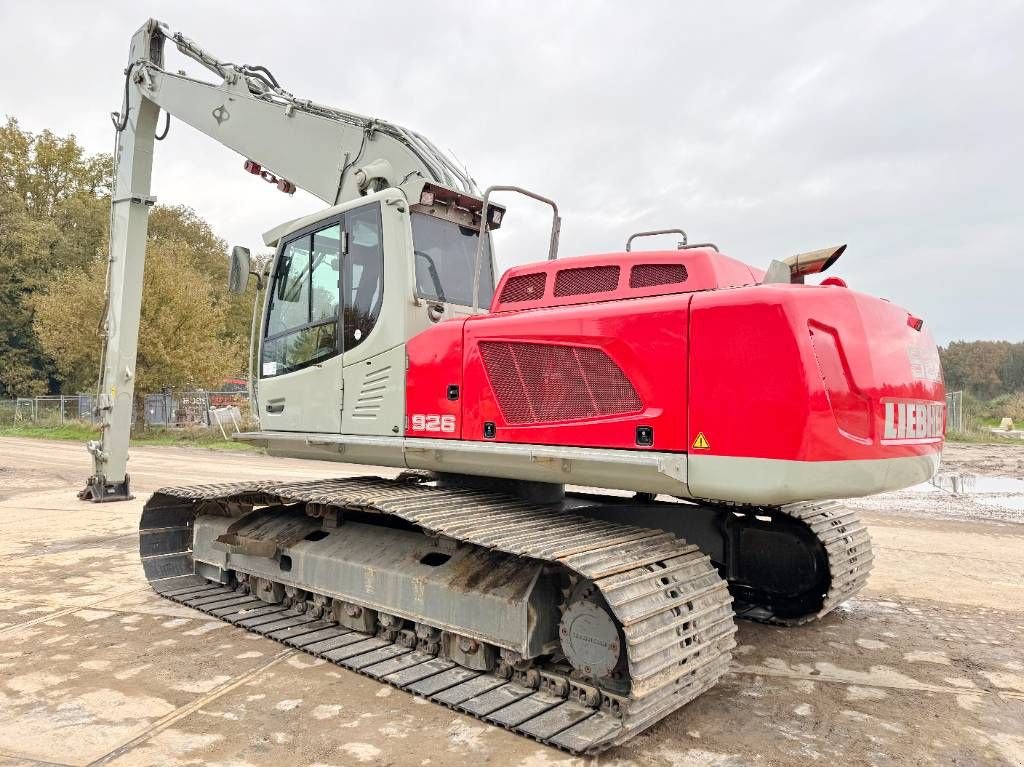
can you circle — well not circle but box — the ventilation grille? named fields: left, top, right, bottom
left=553, top=266, right=620, bottom=297
left=630, top=263, right=688, bottom=288
left=352, top=365, right=391, bottom=420
left=499, top=272, right=547, bottom=304
left=479, top=341, right=642, bottom=424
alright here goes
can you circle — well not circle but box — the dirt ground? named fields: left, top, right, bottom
left=0, top=438, right=1021, bottom=767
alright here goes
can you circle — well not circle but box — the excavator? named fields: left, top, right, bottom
left=79, top=19, right=945, bottom=754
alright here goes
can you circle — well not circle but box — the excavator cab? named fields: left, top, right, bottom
left=251, top=182, right=505, bottom=435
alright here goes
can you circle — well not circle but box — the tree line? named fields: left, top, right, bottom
left=0, top=117, right=256, bottom=400
left=939, top=341, right=1024, bottom=401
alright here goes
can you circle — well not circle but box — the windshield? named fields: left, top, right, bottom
left=411, top=212, right=495, bottom=308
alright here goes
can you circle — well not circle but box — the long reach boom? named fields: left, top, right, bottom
left=81, top=19, right=470, bottom=500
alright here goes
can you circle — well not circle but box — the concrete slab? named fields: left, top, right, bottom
left=99, top=651, right=541, bottom=767
left=1, top=437, right=1022, bottom=766
left=0, top=607, right=285, bottom=765
left=0, top=545, right=143, bottom=609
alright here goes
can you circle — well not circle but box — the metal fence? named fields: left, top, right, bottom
left=0, top=395, right=97, bottom=426
left=143, top=390, right=250, bottom=427
left=945, top=390, right=964, bottom=434
left=0, top=390, right=250, bottom=429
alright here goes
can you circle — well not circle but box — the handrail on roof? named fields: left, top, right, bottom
left=471, top=185, right=561, bottom=313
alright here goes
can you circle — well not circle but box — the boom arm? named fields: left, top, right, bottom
left=141, top=26, right=474, bottom=203
left=80, top=18, right=474, bottom=500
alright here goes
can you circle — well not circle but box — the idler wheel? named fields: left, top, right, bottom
left=559, top=599, right=621, bottom=679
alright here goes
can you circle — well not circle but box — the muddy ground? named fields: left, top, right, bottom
left=0, top=438, right=1021, bottom=767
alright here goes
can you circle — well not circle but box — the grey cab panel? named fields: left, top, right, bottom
left=256, top=188, right=501, bottom=436
left=259, top=203, right=385, bottom=432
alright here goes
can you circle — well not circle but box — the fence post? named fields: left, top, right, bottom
left=60, top=395, right=65, bottom=426
left=162, top=386, right=172, bottom=428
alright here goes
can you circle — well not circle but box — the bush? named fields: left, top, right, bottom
left=980, top=392, right=1024, bottom=423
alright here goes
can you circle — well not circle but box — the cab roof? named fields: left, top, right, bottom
left=489, top=249, right=763, bottom=313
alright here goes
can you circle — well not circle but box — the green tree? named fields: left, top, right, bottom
left=33, top=240, right=245, bottom=396
left=149, top=204, right=227, bottom=278
left=1000, top=342, right=1024, bottom=393
left=148, top=203, right=258, bottom=345
left=0, top=117, right=110, bottom=396
left=939, top=341, right=1012, bottom=399
left=2, top=117, right=254, bottom=398
left=0, top=194, right=55, bottom=395
left=0, top=119, right=109, bottom=217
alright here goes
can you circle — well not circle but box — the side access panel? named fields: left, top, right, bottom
left=342, top=344, right=406, bottom=436
left=405, top=318, right=466, bottom=439
left=459, top=294, right=692, bottom=451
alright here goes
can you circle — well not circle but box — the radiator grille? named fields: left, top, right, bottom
left=479, top=341, right=642, bottom=424
left=630, top=263, right=688, bottom=288
left=553, top=266, right=620, bottom=297
left=498, top=272, right=547, bottom=304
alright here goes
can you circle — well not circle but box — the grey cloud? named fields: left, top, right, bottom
left=2, top=0, right=1020, bottom=343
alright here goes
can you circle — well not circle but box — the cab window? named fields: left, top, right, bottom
left=263, top=223, right=341, bottom=376
left=411, top=212, right=494, bottom=307
left=343, top=204, right=384, bottom=351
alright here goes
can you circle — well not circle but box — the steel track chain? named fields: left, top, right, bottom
left=774, top=499, right=873, bottom=625
left=727, top=499, right=874, bottom=626
left=140, top=476, right=737, bottom=754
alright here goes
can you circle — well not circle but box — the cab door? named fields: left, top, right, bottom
left=258, top=218, right=344, bottom=432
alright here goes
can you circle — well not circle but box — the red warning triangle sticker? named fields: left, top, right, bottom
left=692, top=432, right=710, bottom=450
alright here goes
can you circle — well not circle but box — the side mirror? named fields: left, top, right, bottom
left=228, top=246, right=251, bottom=294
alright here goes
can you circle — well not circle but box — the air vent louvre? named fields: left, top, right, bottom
left=352, top=365, right=390, bottom=420
left=498, top=273, right=546, bottom=304
left=630, top=263, right=688, bottom=288
left=553, top=266, right=620, bottom=297
left=479, top=341, right=642, bottom=424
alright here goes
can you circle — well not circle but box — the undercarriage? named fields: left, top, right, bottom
left=139, top=474, right=872, bottom=754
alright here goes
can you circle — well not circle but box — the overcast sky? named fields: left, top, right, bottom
left=3, top=1, right=1021, bottom=344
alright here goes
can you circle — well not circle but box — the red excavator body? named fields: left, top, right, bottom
left=112, top=20, right=947, bottom=753
left=406, top=247, right=944, bottom=504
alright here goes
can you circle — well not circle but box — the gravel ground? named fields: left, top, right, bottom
left=0, top=438, right=1021, bottom=767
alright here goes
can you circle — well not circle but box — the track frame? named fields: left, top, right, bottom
left=141, top=476, right=738, bottom=754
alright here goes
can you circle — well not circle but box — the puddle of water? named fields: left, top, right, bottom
left=906, top=473, right=1024, bottom=495
left=862, top=471, right=1024, bottom=524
